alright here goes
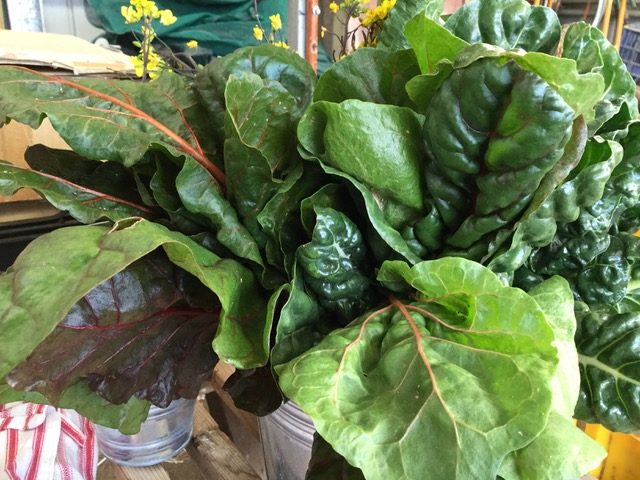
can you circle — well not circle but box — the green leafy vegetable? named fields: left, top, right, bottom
left=297, top=207, right=375, bottom=321
left=574, top=305, right=640, bottom=432
left=278, top=258, right=558, bottom=480
left=444, top=0, right=561, bottom=54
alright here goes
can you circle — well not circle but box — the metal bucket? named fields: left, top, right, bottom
left=95, top=398, right=195, bottom=467
left=259, top=402, right=315, bottom=480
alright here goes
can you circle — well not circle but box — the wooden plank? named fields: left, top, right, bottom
left=99, top=463, right=171, bottom=480
left=187, top=402, right=261, bottom=480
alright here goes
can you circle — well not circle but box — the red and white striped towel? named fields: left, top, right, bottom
left=0, top=402, right=97, bottom=480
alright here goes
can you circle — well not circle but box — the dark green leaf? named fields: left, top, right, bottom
left=306, top=433, right=365, bottom=480
left=423, top=58, right=574, bottom=249
left=575, top=306, right=640, bottom=432
left=223, top=366, right=282, bottom=416
left=278, top=258, right=558, bottom=480
left=0, top=160, right=151, bottom=223
left=270, top=263, right=324, bottom=369
left=562, top=22, right=639, bottom=135
left=314, top=48, right=420, bottom=108
left=377, top=0, right=443, bottom=51
left=195, top=45, right=317, bottom=147
left=175, top=158, right=266, bottom=268
left=297, top=207, right=375, bottom=322
left=445, top=0, right=561, bottom=54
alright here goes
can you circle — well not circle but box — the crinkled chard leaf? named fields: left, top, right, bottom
left=574, top=305, right=640, bottom=432
left=444, top=0, right=561, bottom=54
left=488, top=135, right=621, bottom=273
left=376, top=0, right=443, bottom=51
left=422, top=57, right=574, bottom=251
left=0, top=160, right=151, bottom=223
left=0, top=67, right=223, bottom=186
left=313, top=48, right=420, bottom=108
left=7, top=255, right=218, bottom=408
left=297, top=207, right=375, bottom=322
left=0, top=218, right=268, bottom=384
left=278, top=258, right=558, bottom=480
left=562, top=22, right=639, bottom=135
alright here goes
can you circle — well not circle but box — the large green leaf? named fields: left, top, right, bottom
left=6, top=255, right=218, bottom=407
left=377, top=0, right=443, bottom=51
left=0, top=218, right=268, bottom=379
left=313, top=48, right=420, bottom=107
left=574, top=306, right=640, bottom=432
left=0, top=160, right=151, bottom=223
left=444, top=0, right=560, bottom=54
left=270, top=263, right=323, bottom=370
left=175, top=158, right=265, bottom=268
left=278, top=258, right=557, bottom=480
left=297, top=207, right=375, bottom=322
left=0, top=382, right=150, bottom=435
left=298, top=100, right=425, bottom=219
left=562, top=22, right=639, bottom=135
left=195, top=44, right=316, bottom=147
left=0, top=67, right=223, bottom=187
left=223, top=73, right=301, bottom=246
left=405, top=14, right=469, bottom=76
left=498, top=278, right=606, bottom=480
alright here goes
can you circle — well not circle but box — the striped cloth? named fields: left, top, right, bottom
left=0, top=402, right=97, bottom=480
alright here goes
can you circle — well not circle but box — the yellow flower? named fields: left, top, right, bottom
left=121, top=5, right=142, bottom=23
left=272, top=41, right=289, bottom=49
left=186, top=40, right=198, bottom=49
left=329, top=2, right=340, bottom=13
left=253, top=25, right=264, bottom=41
left=158, top=9, right=177, bottom=26
left=320, top=26, right=327, bottom=38
left=269, top=13, right=282, bottom=31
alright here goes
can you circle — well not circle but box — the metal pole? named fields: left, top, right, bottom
left=614, top=0, right=628, bottom=50
left=305, top=0, right=319, bottom=72
left=602, top=0, right=614, bottom=37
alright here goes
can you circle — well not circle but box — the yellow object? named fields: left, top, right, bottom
left=602, top=0, right=614, bottom=37
left=533, top=0, right=541, bottom=5
left=583, top=424, right=640, bottom=479
left=269, top=13, right=283, bottom=31
left=614, top=0, right=628, bottom=49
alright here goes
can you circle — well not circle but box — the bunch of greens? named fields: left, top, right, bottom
left=0, top=0, right=638, bottom=478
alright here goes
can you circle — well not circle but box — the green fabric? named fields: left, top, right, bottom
left=87, top=0, right=287, bottom=56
